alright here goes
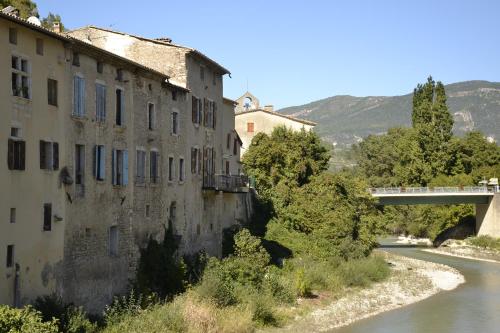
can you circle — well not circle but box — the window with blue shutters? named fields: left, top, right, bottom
left=73, top=76, right=85, bottom=117
left=96, top=83, right=106, bottom=122
left=112, top=149, right=128, bottom=186
left=94, top=145, right=105, bottom=181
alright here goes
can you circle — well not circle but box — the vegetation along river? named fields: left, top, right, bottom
left=331, top=238, right=500, bottom=333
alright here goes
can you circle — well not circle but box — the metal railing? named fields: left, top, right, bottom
left=369, top=186, right=492, bottom=195
left=203, top=174, right=249, bottom=193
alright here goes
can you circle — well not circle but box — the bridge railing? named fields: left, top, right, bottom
left=369, top=186, right=491, bottom=195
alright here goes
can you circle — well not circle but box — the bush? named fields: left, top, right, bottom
left=195, top=259, right=237, bottom=307
left=468, top=235, right=500, bottom=251
left=262, top=270, right=295, bottom=304
left=0, top=305, right=59, bottom=333
left=337, top=255, right=390, bottom=287
left=33, top=294, right=95, bottom=333
left=103, top=290, right=158, bottom=326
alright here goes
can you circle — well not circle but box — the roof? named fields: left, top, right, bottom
left=0, top=12, right=189, bottom=92
left=235, top=108, right=317, bottom=126
left=223, top=97, right=238, bottom=106
left=68, top=25, right=231, bottom=75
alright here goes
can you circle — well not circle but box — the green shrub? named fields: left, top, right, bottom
left=337, top=255, right=389, bottom=287
left=468, top=235, right=500, bottom=250
left=250, top=295, right=279, bottom=327
left=103, top=290, right=158, bottom=326
left=195, top=259, right=237, bottom=307
left=294, top=268, right=312, bottom=297
left=262, top=270, right=295, bottom=304
left=0, top=305, right=59, bottom=333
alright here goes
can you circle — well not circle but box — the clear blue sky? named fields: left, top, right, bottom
left=36, top=0, right=500, bottom=109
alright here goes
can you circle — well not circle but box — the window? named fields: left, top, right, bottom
left=97, top=61, right=104, bottom=74
left=116, top=69, right=123, bottom=81
left=136, top=150, right=146, bottom=184
left=11, top=56, right=30, bottom=99
left=200, top=66, right=205, bottom=80
left=112, top=149, right=128, bottom=186
left=172, top=111, right=178, bottom=135
left=43, top=203, right=52, bottom=231
left=72, top=52, right=80, bottom=66
left=109, top=226, right=118, bottom=256
left=169, top=201, right=176, bottom=225
left=73, top=76, right=85, bottom=116
left=203, top=99, right=216, bottom=129
left=36, top=38, right=44, bottom=55
left=226, top=133, right=231, bottom=150
left=233, top=138, right=238, bottom=155
left=47, top=79, right=58, bottom=106
left=172, top=90, right=177, bottom=101
left=75, top=144, right=85, bottom=185
left=6, top=245, right=14, bottom=268
left=93, top=145, right=105, bottom=181
left=148, top=83, right=152, bottom=92
left=226, top=160, right=230, bottom=175
left=39, top=141, right=59, bottom=170
left=96, top=83, right=106, bottom=122
left=7, top=139, right=25, bottom=170
left=191, top=96, right=202, bottom=125
left=168, top=156, right=174, bottom=182
left=247, top=122, right=254, bottom=133
left=179, top=158, right=184, bottom=182
left=10, top=208, right=16, bottom=224
left=9, top=28, right=17, bottom=44
left=10, top=127, right=20, bottom=137
left=145, top=205, right=150, bottom=218
left=115, top=89, right=124, bottom=126
left=191, top=147, right=198, bottom=174
left=150, top=151, right=159, bottom=184
left=147, top=103, right=155, bottom=130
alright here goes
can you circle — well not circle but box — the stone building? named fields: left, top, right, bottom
left=234, top=92, right=317, bottom=155
left=1, top=11, right=249, bottom=312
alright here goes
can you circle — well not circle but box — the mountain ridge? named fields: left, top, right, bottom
left=278, top=80, right=500, bottom=147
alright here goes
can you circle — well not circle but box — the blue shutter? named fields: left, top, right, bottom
left=112, top=149, right=116, bottom=185
left=80, top=78, right=85, bottom=116
left=120, top=91, right=125, bottom=125
left=73, top=76, right=78, bottom=115
left=100, top=146, right=106, bottom=180
left=123, top=150, right=128, bottom=185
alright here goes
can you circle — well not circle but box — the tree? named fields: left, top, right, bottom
left=0, top=1, right=65, bottom=31
left=41, top=12, right=64, bottom=31
left=412, top=77, right=454, bottom=179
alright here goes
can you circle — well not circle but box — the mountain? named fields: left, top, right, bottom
left=278, top=81, right=500, bottom=147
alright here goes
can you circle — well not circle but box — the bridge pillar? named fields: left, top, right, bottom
left=476, top=193, right=500, bottom=237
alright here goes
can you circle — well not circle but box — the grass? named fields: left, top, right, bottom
left=467, top=235, right=500, bottom=251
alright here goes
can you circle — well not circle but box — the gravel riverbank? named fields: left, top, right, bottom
left=264, top=251, right=464, bottom=332
left=423, top=239, right=500, bottom=263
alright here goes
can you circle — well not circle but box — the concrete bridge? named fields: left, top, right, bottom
left=369, top=187, right=500, bottom=237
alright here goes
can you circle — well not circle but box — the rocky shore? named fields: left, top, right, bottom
left=424, top=239, right=500, bottom=263
left=265, top=251, right=464, bottom=333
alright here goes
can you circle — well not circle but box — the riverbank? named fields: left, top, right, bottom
left=264, top=250, right=464, bottom=332
left=424, top=239, right=500, bottom=263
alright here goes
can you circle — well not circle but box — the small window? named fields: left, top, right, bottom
left=10, top=127, right=20, bottom=138
left=97, top=61, right=104, bottom=74
left=73, top=76, right=85, bottom=116
left=115, top=89, right=124, bottom=126
left=172, top=90, right=177, bottom=101
left=196, top=224, right=200, bottom=235
left=10, top=208, right=16, bottom=224
left=9, top=28, right=17, bottom=45
left=172, top=111, right=178, bottom=135
left=168, top=157, right=174, bottom=181
left=75, top=144, right=85, bottom=185
left=6, top=245, right=14, bottom=268
left=109, top=226, right=118, bottom=256
left=148, top=103, right=155, bottom=130
left=116, top=69, right=123, bottom=81
left=150, top=151, right=160, bottom=184
left=72, top=52, right=80, bottom=66
left=11, top=56, right=30, bottom=99
left=200, top=66, right=205, bottom=80
left=145, top=205, right=150, bottom=218
left=47, top=79, right=58, bottom=106
left=225, top=160, right=230, bottom=175
left=226, top=133, right=231, bottom=150
left=7, top=139, right=26, bottom=171
left=247, top=122, right=254, bottom=133
left=43, top=203, right=52, bottom=231
left=191, top=147, right=198, bottom=174
left=148, top=83, right=152, bottom=92
left=179, top=158, right=184, bottom=182
left=39, top=141, right=59, bottom=170
left=233, top=138, right=238, bottom=155
left=36, top=38, right=44, bottom=55
left=112, top=149, right=128, bottom=186
left=93, top=145, right=105, bottom=181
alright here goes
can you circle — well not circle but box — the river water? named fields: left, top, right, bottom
left=330, top=239, right=500, bottom=333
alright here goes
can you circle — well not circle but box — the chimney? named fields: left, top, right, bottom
left=53, top=22, right=61, bottom=33
left=264, top=105, right=274, bottom=112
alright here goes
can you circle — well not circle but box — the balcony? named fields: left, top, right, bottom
left=203, top=174, right=249, bottom=193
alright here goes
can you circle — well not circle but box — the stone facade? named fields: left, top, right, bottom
left=1, top=13, right=250, bottom=312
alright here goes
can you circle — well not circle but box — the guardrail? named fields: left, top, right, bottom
left=369, top=186, right=492, bottom=195
left=203, top=174, right=249, bottom=193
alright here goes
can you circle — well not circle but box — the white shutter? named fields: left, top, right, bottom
left=123, top=150, right=128, bottom=185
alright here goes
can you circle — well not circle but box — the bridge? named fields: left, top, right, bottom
left=369, top=186, right=500, bottom=237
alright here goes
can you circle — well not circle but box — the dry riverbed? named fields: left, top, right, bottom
left=264, top=251, right=464, bottom=333
left=424, top=239, right=500, bottom=263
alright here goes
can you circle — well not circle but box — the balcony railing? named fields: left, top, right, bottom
left=369, top=186, right=492, bottom=195
left=203, top=174, right=249, bottom=193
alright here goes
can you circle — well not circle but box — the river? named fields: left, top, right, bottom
left=330, top=239, right=500, bottom=333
